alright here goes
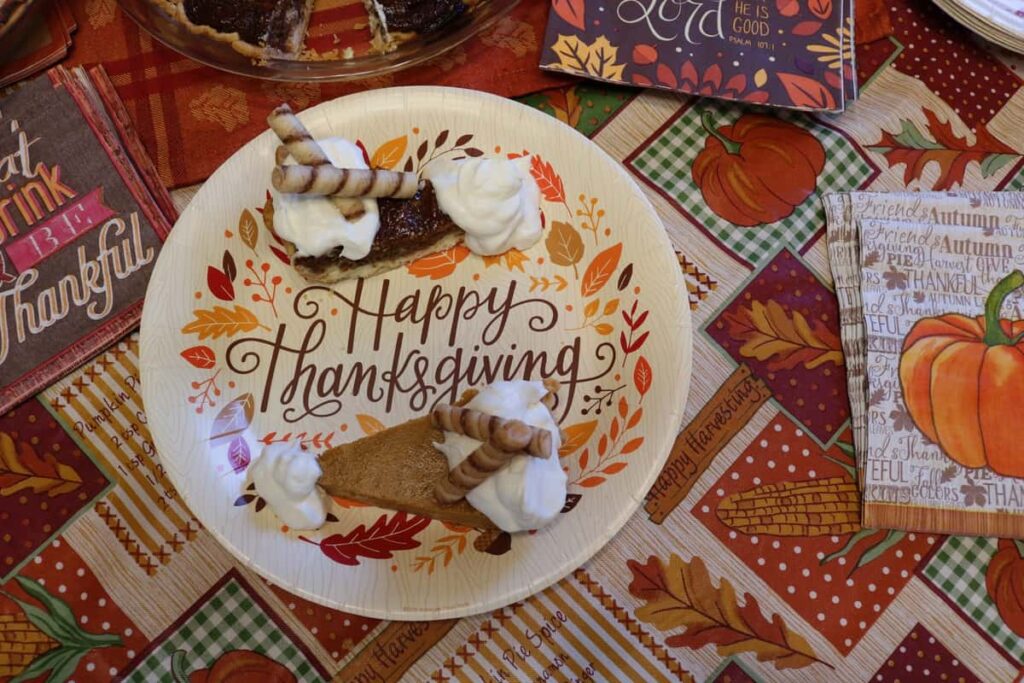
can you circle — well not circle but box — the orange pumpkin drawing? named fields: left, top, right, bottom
left=899, top=270, right=1024, bottom=478
left=172, top=649, right=297, bottom=683
left=985, top=539, right=1024, bottom=636
left=691, top=112, right=826, bottom=227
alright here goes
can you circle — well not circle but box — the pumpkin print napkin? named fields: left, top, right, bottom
left=825, top=191, right=1024, bottom=538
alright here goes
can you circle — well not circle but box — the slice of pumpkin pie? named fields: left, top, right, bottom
left=318, top=380, right=567, bottom=533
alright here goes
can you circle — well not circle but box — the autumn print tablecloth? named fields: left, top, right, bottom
left=4, top=0, right=1024, bottom=681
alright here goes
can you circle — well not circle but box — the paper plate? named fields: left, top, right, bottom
left=139, top=87, right=692, bottom=619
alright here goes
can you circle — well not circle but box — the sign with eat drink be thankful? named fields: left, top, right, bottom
left=0, top=70, right=172, bottom=412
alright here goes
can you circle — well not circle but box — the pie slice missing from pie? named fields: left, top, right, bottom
left=362, top=0, right=475, bottom=53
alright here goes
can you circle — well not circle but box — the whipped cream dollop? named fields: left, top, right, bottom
left=250, top=443, right=330, bottom=530
left=433, top=380, right=566, bottom=532
left=424, top=156, right=542, bottom=256
left=271, top=137, right=379, bottom=259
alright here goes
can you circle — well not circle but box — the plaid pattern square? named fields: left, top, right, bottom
left=122, top=579, right=323, bottom=681
left=627, top=101, right=876, bottom=267
left=923, top=536, right=1023, bottom=662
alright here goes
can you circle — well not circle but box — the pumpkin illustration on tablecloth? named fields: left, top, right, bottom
left=691, top=112, right=826, bottom=227
left=899, top=270, right=1024, bottom=478
left=985, top=539, right=1024, bottom=635
left=171, top=649, right=297, bottom=683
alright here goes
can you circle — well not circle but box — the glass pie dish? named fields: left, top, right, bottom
left=115, top=0, right=520, bottom=82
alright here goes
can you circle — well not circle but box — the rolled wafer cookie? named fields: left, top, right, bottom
left=272, top=164, right=420, bottom=198
left=266, top=103, right=364, bottom=221
left=431, top=405, right=551, bottom=458
left=435, top=440, right=525, bottom=504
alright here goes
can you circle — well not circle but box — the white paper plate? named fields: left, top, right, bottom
left=933, top=0, right=1024, bottom=54
left=139, top=87, right=691, bottom=619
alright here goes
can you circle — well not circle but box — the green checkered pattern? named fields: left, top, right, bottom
left=1003, top=165, right=1024, bottom=190
left=629, top=102, right=874, bottom=266
left=122, top=579, right=323, bottom=682
left=923, top=536, right=1023, bottom=662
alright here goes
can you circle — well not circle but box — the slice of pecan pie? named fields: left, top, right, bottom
left=362, top=0, right=476, bottom=53
left=266, top=180, right=463, bottom=283
left=155, top=0, right=315, bottom=59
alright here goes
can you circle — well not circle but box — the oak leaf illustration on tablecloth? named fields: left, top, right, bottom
left=724, top=300, right=843, bottom=371
left=868, top=109, right=1018, bottom=190
left=627, top=554, right=828, bottom=670
left=0, top=433, right=81, bottom=498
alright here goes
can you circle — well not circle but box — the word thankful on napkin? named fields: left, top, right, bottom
left=0, top=66, right=174, bottom=413
left=825, top=191, right=1024, bottom=539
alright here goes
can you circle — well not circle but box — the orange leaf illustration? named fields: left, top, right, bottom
left=407, top=246, right=470, bottom=280
left=559, top=421, right=598, bottom=456
left=603, top=462, right=627, bottom=474
left=545, top=220, right=584, bottom=269
left=182, top=305, right=265, bottom=340
left=552, top=0, right=585, bottom=30
left=584, top=299, right=600, bottom=318
left=578, top=448, right=589, bottom=471
left=0, top=433, right=81, bottom=497
left=239, top=209, right=259, bottom=249
left=530, top=155, right=566, bottom=203
left=580, top=243, right=622, bottom=297
left=627, top=407, right=643, bottom=429
left=628, top=554, right=826, bottom=670
left=181, top=345, right=216, bottom=369
left=503, top=248, right=530, bottom=272
left=610, top=418, right=620, bottom=441
left=603, top=299, right=620, bottom=316
left=332, top=497, right=369, bottom=509
left=634, top=356, right=652, bottom=396
left=867, top=109, right=1018, bottom=191
left=357, top=414, right=385, bottom=436
left=808, top=0, right=832, bottom=18
left=723, top=300, right=843, bottom=370
left=594, top=323, right=614, bottom=335
left=578, top=476, right=606, bottom=488
left=776, top=0, right=800, bottom=16
left=370, top=135, right=408, bottom=170
left=777, top=73, right=837, bottom=110
left=620, top=437, right=644, bottom=455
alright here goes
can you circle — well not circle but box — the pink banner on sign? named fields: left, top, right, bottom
left=4, top=187, right=115, bottom=272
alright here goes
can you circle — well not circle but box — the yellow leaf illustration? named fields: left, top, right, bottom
left=595, top=323, right=615, bottom=335
left=754, top=68, right=768, bottom=87
left=357, top=414, right=386, bottom=436
left=559, top=421, right=598, bottom=456
left=724, top=300, right=843, bottom=371
left=545, top=221, right=585, bottom=271
left=603, top=298, right=619, bottom=316
left=182, top=305, right=266, bottom=340
left=0, top=433, right=82, bottom=498
left=239, top=209, right=258, bottom=249
left=503, top=249, right=530, bottom=272
left=584, top=299, right=600, bottom=318
left=586, top=36, right=626, bottom=80
left=370, top=136, right=408, bottom=170
left=548, top=34, right=626, bottom=80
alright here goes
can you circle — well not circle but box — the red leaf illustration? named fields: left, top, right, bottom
left=625, top=331, right=650, bottom=353
left=552, top=0, right=585, bottom=30
left=634, top=356, right=652, bottom=396
left=777, top=73, right=837, bottom=110
left=181, top=345, right=216, bottom=369
left=867, top=109, right=1018, bottom=190
left=530, top=155, right=566, bottom=204
left=211, top=393, right=254, bottom=441
left=307, top=512, right=431, bottom=566
left=227, top=436, right=250, bottom=473
left=808, top=0, right=832, bottom=18
left=580, top=243, right=622, bottom=297
left=776, top=0, right=799, bottom=15
left=270, top=246, right=291, bottom=265
left=207, top=266, right=235, bottom=301
left=656, top=63, right=678, bottom=89
left=792, top=20, right=823, bottom=35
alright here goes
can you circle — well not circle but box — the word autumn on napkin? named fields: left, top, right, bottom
left=0, top=66, right=175, bottom=413
left=825, top=191, right=1024, bottom=538
left=541, top=0, right=856, bottom=111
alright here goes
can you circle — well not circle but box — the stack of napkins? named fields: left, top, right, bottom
left=0, top=1, right=77, bottom=89
left=825, top=192, right=1024, bottom=538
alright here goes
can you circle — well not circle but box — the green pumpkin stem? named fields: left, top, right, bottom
left=982, top=270, right=1024, bottom=346
left=700, top=111, right=741, bottom=155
